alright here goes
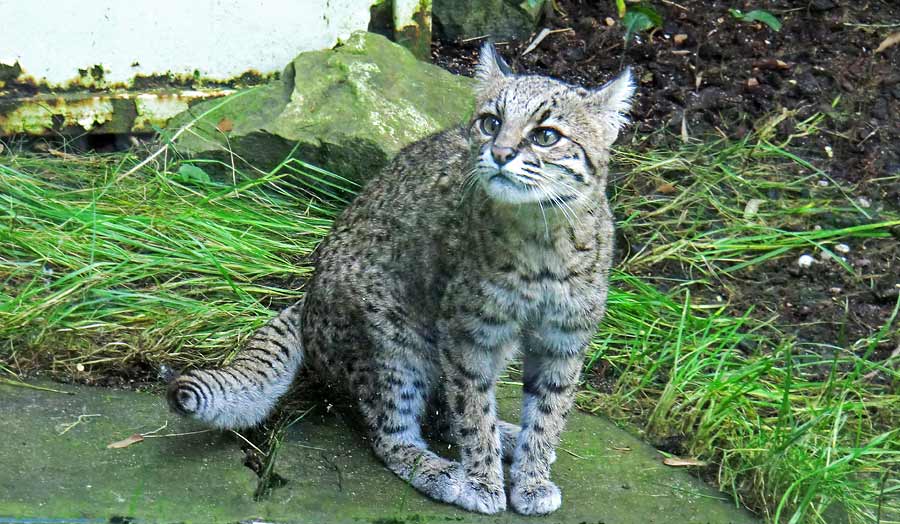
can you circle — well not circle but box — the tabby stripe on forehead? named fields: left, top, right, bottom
left=528, top=100, right=551, bottom=124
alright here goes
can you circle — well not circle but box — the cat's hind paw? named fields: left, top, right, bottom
left=510, top=479, right=561, bottom=515
left=455, top=480, right=507, bottom=514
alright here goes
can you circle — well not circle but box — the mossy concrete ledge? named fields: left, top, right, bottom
left=0, top=379, right=760, bottom=524
left=169, top=31, right=475, bottom=185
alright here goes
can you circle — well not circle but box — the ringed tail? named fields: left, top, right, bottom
left=167, top=300, right=305, bottom=429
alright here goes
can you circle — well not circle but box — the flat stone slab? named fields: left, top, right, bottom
left=0, top=380, right=759, bottom=524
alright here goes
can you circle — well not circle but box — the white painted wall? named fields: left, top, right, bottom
left=0, top=0, right=378, bottom=86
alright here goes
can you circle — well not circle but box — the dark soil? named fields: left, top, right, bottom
left=433, top=0, right=900, bottom=357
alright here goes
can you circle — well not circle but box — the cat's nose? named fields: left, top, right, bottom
left=491, top=145, right=517, bottom=166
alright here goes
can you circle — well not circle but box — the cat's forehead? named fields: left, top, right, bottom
left=478, top=75, right=578, bottom=118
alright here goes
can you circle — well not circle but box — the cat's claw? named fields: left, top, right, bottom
left=454, top=480, right=507, bottom=514
left=510, top=479, right=562, bottom=515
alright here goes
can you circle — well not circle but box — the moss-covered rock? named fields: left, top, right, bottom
left=170, top=31, right=475, bottom=184
left=0, top=379, right=762, bottom=523
left=433, top=0, right=545, bottom=41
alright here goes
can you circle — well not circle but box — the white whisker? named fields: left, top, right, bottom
left=536, top=195, right=550, bottom=240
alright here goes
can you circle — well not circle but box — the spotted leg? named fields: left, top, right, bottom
left=439, top=323, right=514, bottom=514
left=509, top=350, right=582, bottom=515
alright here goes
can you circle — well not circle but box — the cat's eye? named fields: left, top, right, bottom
left=480, top=115, right=502, bottom=136
left=531, top=127, right=561, bottom=147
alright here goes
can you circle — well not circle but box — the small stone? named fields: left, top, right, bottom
left=817, top=180, right=829, bottom=187
left=834, top=243, right=850, bottom=254
left=857, top=196, right=871, bottom=208
left=797, top=254, right=815, bottom=268
left=76, top=363, right=85, bottom=372
left=605, top=17, right=616, bottom=27
left=829, top=287, right=842, bottom=294
left=746, top=77, right=760, bottom=88
left=673, top=33, right=688, bottom=45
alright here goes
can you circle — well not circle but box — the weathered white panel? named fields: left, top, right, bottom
left=0, top=0, right=376, bottom=86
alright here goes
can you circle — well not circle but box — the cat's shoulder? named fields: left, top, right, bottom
left=390, top=126, right=469, bottom=174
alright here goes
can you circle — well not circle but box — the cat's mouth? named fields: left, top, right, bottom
left=485, top=172, right=578, bottom=207
left=489, top=172, right=534, bottom=191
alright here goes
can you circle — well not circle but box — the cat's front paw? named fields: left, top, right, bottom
left=454, top=479, right=506, bottom=514
left=510, top=479, right=561, bottom=515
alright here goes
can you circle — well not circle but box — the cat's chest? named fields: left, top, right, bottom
left=481, top=241, right=596, bottom=322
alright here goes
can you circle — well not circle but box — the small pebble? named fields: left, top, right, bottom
left=76, top=363, right=85, bottom=372
left=829, top=287, right=842, bottom=294
left=857, top=196, right=871, bottom=208
left=797, top=254, right=815, bottom=268
left=817, top=180, right=829, bottom=187
left=834, top=243, right=850, bottom=254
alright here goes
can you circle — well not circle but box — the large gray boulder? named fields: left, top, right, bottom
left=433, top=0, right=545, bottom=41
left=170, top=32, right=475, bottom=184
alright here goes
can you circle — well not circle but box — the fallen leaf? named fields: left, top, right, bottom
left=522, top=27, right=552, bottom=56
left=743, top=198, right=765, bottom=219
left=656, top=182, right=677, bottom=194
left=107, top=433, right=144, bottom=449
left=875, top=32, right=900, bottom=54
left=673, top=33, right=688, bottom=45
left=216, top=117, right=234, bottom=132
left=663, top=456, right=708, bottom=467
left=753, top=58, right=790, bottom=70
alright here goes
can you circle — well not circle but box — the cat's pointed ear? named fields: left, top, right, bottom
left=475, top=42, right=512, bottom=86
left=588, top=68, right=636, bottom=133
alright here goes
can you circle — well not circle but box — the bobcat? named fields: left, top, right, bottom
left=167, top=43, right=634, bottom=515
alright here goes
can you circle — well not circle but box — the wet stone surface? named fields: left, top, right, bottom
left=0, top=380, right=759, bottom=523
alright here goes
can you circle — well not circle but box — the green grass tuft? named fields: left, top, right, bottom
left=1, top=120, right=897, bottom=523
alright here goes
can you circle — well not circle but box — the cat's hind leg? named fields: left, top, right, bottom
left=358, top=357, right=466, bottom=507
